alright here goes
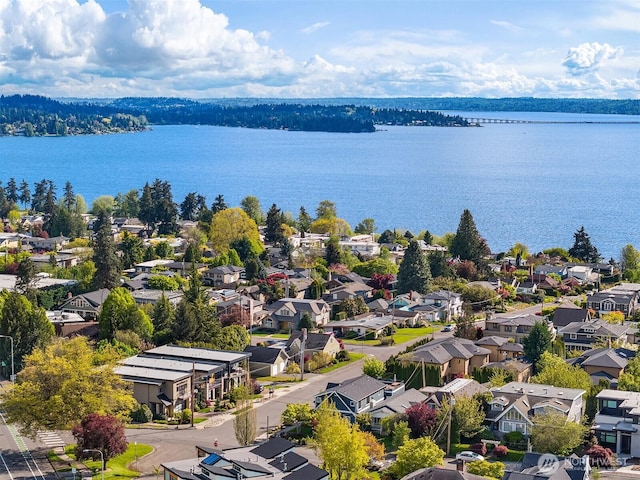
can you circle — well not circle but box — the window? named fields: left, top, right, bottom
left=600, top=432, right=616, bottom=444
left=569, top=333, right=577, bottom=340
left=602, top=399, right=618, bottom=409
left=504, top=326, right=512, bottom=332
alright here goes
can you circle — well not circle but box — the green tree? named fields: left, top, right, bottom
left=98, top=287, right=153, bottom=340
left=63, top=181, right=76, bottom=211
left=450, top=209, right=489, bottom=265
left=531, top=352, right=592, bottom=390
left=15, top=257, right=37, bottom=301
left=391, top=437, right=445, bottom=478
left=218, top=325, right=250, bottom=351
left=363, top=357, right=386, bottom=378
left=113, top=189, right=140, bottom=218
left=351, top=257, right=398, bottom=277
left=297, top=312, right=314, bottom=331
left=467, top=460, right=505, bottom=480
left=315, top=200, right=337, bottom=220
left=396, top=239, right=432, bottom=294
left=264, top=203, right=285, bottom=244
left=618, top=355, right=640, bottom=392
left=324, top=236, right=343, bottom=266
left=392, top=420, right=411, bottom=449
left=281, top=403, right=314, bottom=426
left=151, top=293, right=176, bottom=345
left=19, top=179, right=31, bottom=210
left=92, top=212, right=121, bottom=289
left=297, top=206, right=312, bottom=234
left=338, top=296, right=369, bottom=318
left=91, top=195, right=115, bottom=217
left=568, top=226, right=600, bottom=263
left=354, top=218, right=375, bottom=235
left=530, top=411, right=588, bottom=456
left=452, top=394, right=486, bottom=441
left=522, top=322, right=553, bottom=372
left=620, top=244, right=640, bottom=282
left=0, top=291, right=55, bottom=372
left=119, top=231, right=145, bottom=269
left=211, top=194, right=227, bottom=213
left=1, top=337, right=137, bottom=437
left=240, top=195, right=264, bottom=225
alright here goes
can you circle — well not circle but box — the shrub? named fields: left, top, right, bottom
left=469, top=443, right=487, bottom=456
left=131, top=404, right=153, bottom=423
left=504, top=430, right=525, bottom=448
left=179, top=409, right=192, bottom=424
left=494, top=445, right=508, bottom=458
left=379, top=336, right=395, bottom=346
left=336, top=350, right=350, bottom=361
left=474, top=428, right=495, bottom=442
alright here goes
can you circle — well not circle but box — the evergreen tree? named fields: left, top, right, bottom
left=119, top=231, right=145, bottom=269
left=522, top=322, right=553, bottom=372
left=569, top=226, right=601, bottom=263
left=138, top=182, right=154, bottom=231
left=152, top=293, right=176, bottom=345
left=450, top=209, right=488, bottom=264
left=211, top=194, right=227, bottom=213
left=19, top=179, right=31, bottom=210
left=264, top=203, right=285, bottom=243
left=92, top=212, right=121, bottom=289
left=423, top=230, right=433, bottom=245
left=396, top=240, right=432, bottom=294
left=5, top=177, right=17, bottom=205
left=31, top=179, right=48, bottom=213
left=428, top=251, right=454, bottom=278
left=44, top=180, right=57, bottom=215
left=324, top=236, right=343, bottom=266
left=15, top=257, right=37, bottom=302
left=180, top=192, right=199, bottom=221
left=297, top=206, right=312, bottom=234
left=378, top=229, right=395, bottom=244
left=151, top=179, right=178, bottom=235
left=63, top=181, right=75, bottom=211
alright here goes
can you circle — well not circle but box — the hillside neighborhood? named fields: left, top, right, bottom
left=2, top=190, right=640, bottom=480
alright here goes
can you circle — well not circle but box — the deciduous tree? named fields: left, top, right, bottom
left=363, top=357, right=386, bottom=379
left=391, top=437, right=444, bottom=478
left=531, top=352, right=592, bottom=390
left=233, top=382, right=257, bottom=446
left=98, top=287, right=153, bottom=340
left=405, top=402, right=437, bottom=438
left=240, top=196, right=263, bottom=225
left=1, top=337, right=137, bottom=437
left=208, top=208, right=262, bottom=254
left=73, top=413, right=127, bottom=469
left=467, top=460, right=505, bottom=479
left=531, top=411, right=587, bottom=456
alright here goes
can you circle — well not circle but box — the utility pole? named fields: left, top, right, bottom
left=191, top=362, right=196, bottom=428
left=299, top=328, right=307, bottom=381
left=421, top=359, right=426, bottom=388
left=446, top=397, right=455, bottom=455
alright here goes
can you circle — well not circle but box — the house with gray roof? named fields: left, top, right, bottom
left=314, top=375, right=405, bottom=422
left=484, top=313, right=554, bottom=344
left=400, top=467, right=488, bottom=480
left=285, top=331, right=341, bottom=362
left=503, top=452, right=590, bottom=480
left=559, top=319, right=632, bottom=352
left=263, top=298, right=330, bottom=331
left=551, top=306, right=591, bottom=328
left=58, top=288, right=110, bottom=320
left=474, top=336, right=524, bottom=362
left=163, top=438, right=328, bottom=480
left=402, top=337, right=491, bottom=385
left=594, top=389, right=640, bottom=457
left=244, top=345, right=288, bottom=376
left=572, top=347, right=635, bottom=385
left=486, top=382, right=585, bottom=435
left=587, top=288, right=638, bottom=319
left=203, top=265, right=244, bottom=287
left=420, top=378, right=488, bottom=411
left=322, top=313, right=394, bottom=338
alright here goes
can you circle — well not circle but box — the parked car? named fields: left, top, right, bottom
left=443, top=324, right=455, bottom=332
left=456, top=451, right=484, bottom=463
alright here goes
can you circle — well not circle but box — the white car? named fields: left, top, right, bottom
left=455, top=451, right=484, bottom=463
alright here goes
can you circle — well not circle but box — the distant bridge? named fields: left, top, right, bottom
left=464, top=117, right=640, bottom=125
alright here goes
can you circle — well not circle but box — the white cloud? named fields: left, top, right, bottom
left=562, top=42, right=623, bottom=76
left=490, top=20, right=523, bottom=33
left=300, top=21, right=329, bottom=34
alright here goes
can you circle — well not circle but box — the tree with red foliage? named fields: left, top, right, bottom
left=405, top=402, right=437, bottom=438
left=368, top=273, right=395, bottom=291
left=73, top=413, right=128, bottom=469
left=585, top=444, right=615, bottom=469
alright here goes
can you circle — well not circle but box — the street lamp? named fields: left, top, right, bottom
left=83, top=449, right=105, bottom=480
left=0, top=334, right=14, bottom=383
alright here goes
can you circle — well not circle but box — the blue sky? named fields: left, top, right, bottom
left=0, top=0, right=638, bottom=99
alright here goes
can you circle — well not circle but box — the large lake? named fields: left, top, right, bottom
left=1, top=111, right=639, bottom=259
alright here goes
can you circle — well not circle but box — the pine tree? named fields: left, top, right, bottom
left=569, top=226, right=600, bottom=263
left=297, top=206, right=312, bottom=234
left=324, top=236, right=343, bottom=266
left=19, top=179, right=31, bottom=210
left=6, top=178, right=17, bottom=205
left=211, top=194, right=227, bottom=213
left=264, top=203, right=285, bottom=243
left=396, top=240, right=432, bottom=294
left=522, top=322, right=553, bottom=372
left=92, top=212, right=121, bottom=289
left=450, top=209, right=488, bottom=264
left=63, top=181, right=75, bottom=211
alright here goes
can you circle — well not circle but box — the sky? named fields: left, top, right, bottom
left=0, top=0, right=638, bottom=99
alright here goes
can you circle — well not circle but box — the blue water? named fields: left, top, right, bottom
left=1, top=112, right=639, bottom=259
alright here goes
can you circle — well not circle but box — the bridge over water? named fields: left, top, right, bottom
left=464, top=117, right=640, bottom=125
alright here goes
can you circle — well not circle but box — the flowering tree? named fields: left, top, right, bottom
left=73, top=413, right=127, bottom=468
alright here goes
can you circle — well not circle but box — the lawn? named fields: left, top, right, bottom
left=60, top=443, right=154, bottom=479
left=342, top=327, right=436, bottom=347
left=317, top=352, right=366, bottom=373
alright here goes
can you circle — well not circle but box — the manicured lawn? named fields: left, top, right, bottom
left=251, top=333, right=289, bottom=339
left=392, top=327, right=436, bottom=344
left=64, top=443, right=154, bottom=479
left=256, top=376, right=303, bottom=383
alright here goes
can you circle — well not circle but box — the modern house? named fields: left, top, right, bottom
left=162, top=438, right=329, bottom=480
left=594, top=389, right=640, bottom=457
left=558, top=319, right=632, bottom=352
left=572, top=347, right=635, bottom=385
left=474, top=336, right=524, bottom=362
left=203, top=265, right=244, bottom=287
left=116, top=345, right=251, bottom=417
left=486, top=382, right=585, bottom=435
left=551, top=305, right=591, bottom=328
left=314, top=375, right=404, bottom=422
left=263, top=298, right=331, bottom=331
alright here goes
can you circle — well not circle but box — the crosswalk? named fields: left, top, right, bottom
left=37, top=431, right=65, bottom=450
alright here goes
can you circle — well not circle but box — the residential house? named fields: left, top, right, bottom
left=244, top=345, right=288, bottom=377
left=163, top=438, right=328, bottom=480
left=486, top=382, right=585, bottom=435
left=477, top=358, right=533, bottom=383
left=46, top=310, right=97, bottom=338
left=414, top=290, right=463, bottom=322
left=133, top=259, right=174, bottom=274
left=58, top=288, right=110, bottom=321
left=129, top=345, right=251, bottom=404
left=515, top=281, right=538, bottom=295
left=587, top=291, right=637, bottom=319
left=400, top=337, right=491, bottom=385
left=263, top=298, right=331, bottom=331
left=484, top=313, right=553, bottom=343
left=285, top=331, right=342, bottom=362
left=474, top=336, right=524, bottom=362
left=420, top=378, right=488, bottom=411
left=30, top=251, right=78, bottom=269
left=552, top=305, right=591, bottom=328
left=594, top=389, right=640, bottom=457
left=369, top=388, right=427, bottom=434
left=322, top=281, right=374, bottom=315
left=131, top=289, right=184, bottom=306
left=24, top=235, right=70, bottom=251
left=339, top=234, right=381, bottom=257
left=323, top=313, right=394, bottom=339
left=314, top=375, right=405, bottom=422
left=203, top=265, right=244, bottom=287
left=559, top=319, right=632, bottom=352
left=503, top=452, right=590, bottom=480
left=164, top=261, right=208, bottom=276
left=572, top=347, right=635, bottom=385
